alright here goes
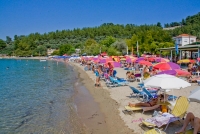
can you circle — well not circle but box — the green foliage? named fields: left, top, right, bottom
left=107, top=47, right=121, bottom=56
left=51, top=50, right=60, bottom=55
left=1, top=12, right=199, bottom=56
left=59, top=44, right=75, bottom=55
left=0, top=39, right=6, bottom=50
left=100, top=36, right=116, bottom=47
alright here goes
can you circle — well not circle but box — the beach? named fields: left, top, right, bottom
left=71, top=62, right=200, bottom=134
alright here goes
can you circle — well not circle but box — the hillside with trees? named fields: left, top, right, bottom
left=164, top=12, right=200, bottom=39
left=0, top=12, right=199, bottom=56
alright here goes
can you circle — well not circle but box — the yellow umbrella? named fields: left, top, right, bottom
left=120, top=58, right=126, bottom=61
left=177, top=59, right=196, bottom=64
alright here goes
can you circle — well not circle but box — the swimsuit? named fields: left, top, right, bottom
left=147, top=102, right=152, bottom=107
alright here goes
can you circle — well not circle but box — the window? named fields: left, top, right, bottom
left=191, top=40, right=194, bottom=43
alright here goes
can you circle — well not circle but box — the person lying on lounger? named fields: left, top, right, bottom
left=175, top=112, right=200, bottom=134
left=126, top=71, right=135, bottom=79
left=128, top=94, right=165, bottom=107
left=128, top=98, right=158, bottom=107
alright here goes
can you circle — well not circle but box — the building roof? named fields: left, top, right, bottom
left=176, top=34, right=196, bottom=38
left=159, top=44, right=200, bottom=51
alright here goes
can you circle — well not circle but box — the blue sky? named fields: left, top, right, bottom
left=0, top=0, right=200, bottom=40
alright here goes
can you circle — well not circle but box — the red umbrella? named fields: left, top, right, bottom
left=175, top=69, right=190, bottom=76
left=158, top=69, right=190, bottom=76
left=153, top=62, right=180, bottom=71
left=138, top=60, right=152, bottom=66
left=148, top=57, right=155, bottom=62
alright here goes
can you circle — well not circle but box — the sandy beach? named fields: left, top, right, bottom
left=70, top=62, right=200, bottom=134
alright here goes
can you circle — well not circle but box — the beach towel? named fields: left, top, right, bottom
left=145, top=113, right=177, bottom=127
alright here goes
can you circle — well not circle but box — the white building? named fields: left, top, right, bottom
left=173, top=34, right=196, bottom=46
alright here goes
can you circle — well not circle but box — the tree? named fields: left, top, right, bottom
left=51, top=50, right=60, bottom=55
left=6, top=36, right=12, bottom=44
left=0, top=39, right=6, bottom=50
left=107, top=47, right=120, bottom=56
left=111, top=40, right=127, bottom=55
left=100, top=36, right=116, bottom=47
left=156, top=22, right=162, bottom=28
left=59, top=44, right=75, bottom=55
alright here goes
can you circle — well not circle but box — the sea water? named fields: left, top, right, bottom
left=0, top=59, right=84, bottom=133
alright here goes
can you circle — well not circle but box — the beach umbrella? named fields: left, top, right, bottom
left=138, top=60, right=153, bottom=66
left=177, top=59, right=196, bottom=64
left=155, top=58, right=169, bottom=63
left=189, top=87, right=200, bottom=103
left=144, top=74, right=191, bottom=90
left=157, top=69, right=190, bottom=76
left=148, top=57, right=155, bottom=62
left=106, top=57, right=113, bottom=62
left=120, top=58, right=126, bottom=61
left=99, top=59, right=106, bottom=63
left=135, top=57, right=145, bottom=63
left=105, top=61, right=121, bottom=68
left=153, top=62, right=180, bottom=71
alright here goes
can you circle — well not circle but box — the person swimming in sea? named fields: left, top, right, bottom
left=6, top=67, right=9, bottom=69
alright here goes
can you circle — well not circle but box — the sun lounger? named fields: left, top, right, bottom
left=125, top=105, right=160, bottom=114
left=144, top=128, right=162, bottom=134
left=109, top=76, right=129, bottom=86
left=142, top=88, right=158, bottom=102
left=129, top=86, right=148, bottom=101
left=141, top=96, right=189, bottom=131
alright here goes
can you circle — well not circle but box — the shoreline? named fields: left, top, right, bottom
left=0, top=57, right=49, bottom=60
left=70, top=62, right=133, bottom=134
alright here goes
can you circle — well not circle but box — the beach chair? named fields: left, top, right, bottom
left=109, top=76, right=129, bottom=86
left=125, top=104, right=160, bottom=114
left=142, top=88, right=158, bottom=102
left=141, top=96, right=190, bottom=131
left=144, top=128, right=162, bottom=134
left=129, top=86, right=147, bottom=101
left=105, top=79, right=118, bottom=88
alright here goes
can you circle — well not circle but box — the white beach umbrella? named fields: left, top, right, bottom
left=144, top=74, right=191, bottom=90
left=189, top=87, right=200, bottom=103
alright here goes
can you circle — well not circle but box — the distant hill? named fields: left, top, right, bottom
left=164, top=12, right=200, bottom=39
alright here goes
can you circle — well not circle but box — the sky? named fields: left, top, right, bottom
left=0, top=0, right=200, bottom=40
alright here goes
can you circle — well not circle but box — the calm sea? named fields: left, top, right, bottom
left=0, top=59, right=84, bottom=134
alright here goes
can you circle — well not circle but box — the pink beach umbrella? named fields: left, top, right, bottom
left=157, top=69, right=190, bottom=76
left=105, top=61, right=121, bottom=68
left=155, top=58, right=169, bottom=63
left=138, top=60, right=153, bottom=66
left=154, top=62, right=180, bottom=71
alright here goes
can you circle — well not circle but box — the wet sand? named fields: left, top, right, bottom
left=72, top=63, right=133, bottom=134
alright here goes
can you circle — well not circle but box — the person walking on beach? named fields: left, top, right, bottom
left=108, top=62, right=114, bottom=76
left=95, top=66, right=102, bottom=87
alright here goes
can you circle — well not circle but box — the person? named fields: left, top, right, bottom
left=128, top=97, right=158, bottom=107
left=108, top=62, right=114, bottom=76
left=175, top=112, right=200, bottom=134
left=94, top=66, right=101, bottom=87
left=128, top=94, right=165, bottom=107
left=151, top=69, right=157, bottom=76
left=126, top=71, right=135, bottom=79
left=188, top=62, right=193, bottom=73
